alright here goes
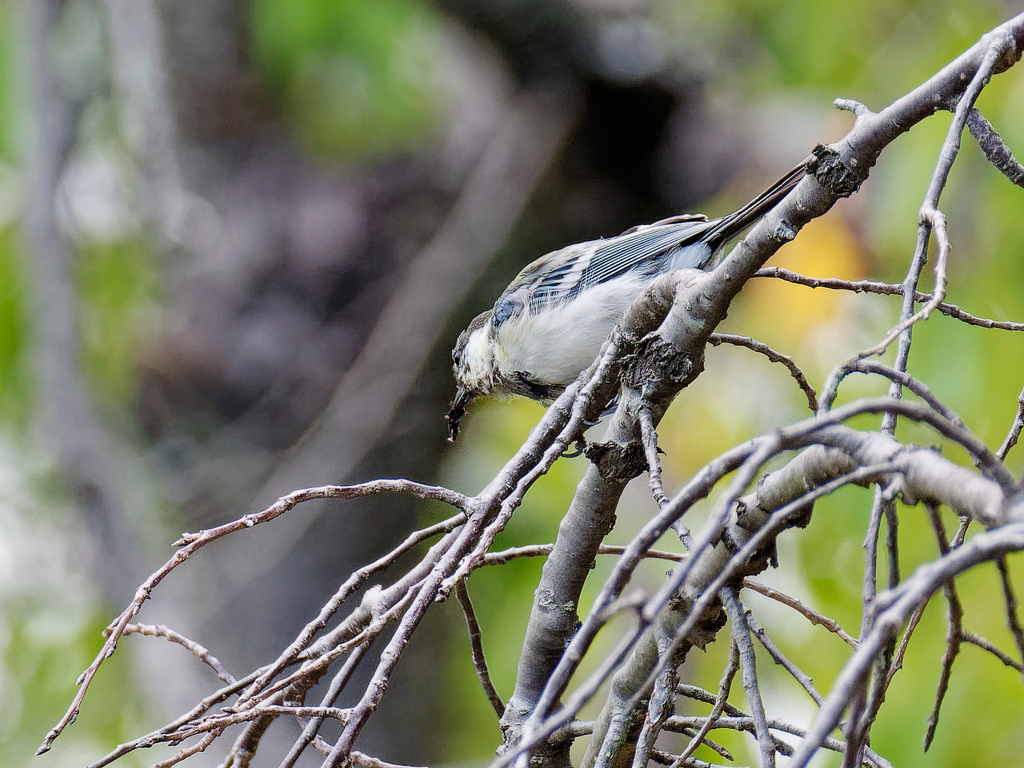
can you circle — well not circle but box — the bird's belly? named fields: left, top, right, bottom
left=493, top=275, right=651, bottom=386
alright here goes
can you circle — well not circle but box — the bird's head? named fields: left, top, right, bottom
left=447, top=311, right=495, bottom=441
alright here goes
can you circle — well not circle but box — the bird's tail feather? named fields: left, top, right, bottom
left=701, top=160, right=808, bottom=250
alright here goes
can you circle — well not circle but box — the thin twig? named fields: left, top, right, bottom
left=149, top=733, right=217, bottom=768
left=743, top=580, right=859, bottom=648
left=42, top=482, right=445, bottom=753
left=754, top=267, right=1024, bottom=332
left=650, top=751, right=729, bottom=768
left=480, top=543, right=686, bottom=566
left=278, top=642, right=372, bottom=767
left=83, top=670, right=264, bottom=768
left=673, top=642, right=741, bottom=766
left=742, top=614, right=893, bottom=768
left=639, top=405, right=671, bottom=507
left=722, top=589, right=776, bottom=768
left=743, top=613, right=823, bottom=707
left=962, top=631, right=1024, bottom=672
left=456, top=580, right=506, bottom=717
left=122, top=624, right=235, bottom=684
left=995, top=556, right=1024, bottom=675
left=885, top=500, right=900, bottom=591
left=921, top=503, right=964, bottom=751
left=243, top=512, right=467, bottom=703
left=844, top=389, right=911, bottom=758
left=632, top=635, right=680, bottom=768
left=997, top=382, right=1024, bottom=461
left=676, top=684, right=746, bottom=716
left=249, top=585, right=422, bottom=711
left=818, top=359, right=966, bottom=428
left=89, top=705, right=353, bottom=768
left=966, top=107, right=1024, bottom=188
left=664, top=716, right=884, bottom=767
left=708, top=333, right=818, bottom=413
left=351, top=751, right=431, bottom=768
left=859, top=487, right=889, bottom=628
left=845, top=196, right=948, bottom=371
left=888, top=501, right=955, bottom=687
left=854, top=27, right=1006, bottom=380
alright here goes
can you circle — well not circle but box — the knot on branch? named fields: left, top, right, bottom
left=621, top=334, right=701, bottom=399
left=668, top=592, right=726, bottom=650
left=584, top=440, right=647, bottom=483
left=808, top=143, right=867, bottom=197
left=498, top=709, right=573, bottom=759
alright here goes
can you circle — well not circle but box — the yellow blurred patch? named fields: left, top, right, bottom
left=742, top=214, right=864, bottom=347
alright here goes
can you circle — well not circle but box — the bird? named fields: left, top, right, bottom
left=446, top=162, right=806, bottom=441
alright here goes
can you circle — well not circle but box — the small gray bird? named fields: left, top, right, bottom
left=447, top=163, right=806, bottom=440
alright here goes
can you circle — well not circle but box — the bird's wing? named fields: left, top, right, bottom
left=493, top=220, right=716, bottom=323
left=488, top=162, right=808, bottom=330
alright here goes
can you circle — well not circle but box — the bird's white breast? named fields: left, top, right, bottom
left=462, top=323, right=495, bottom=391
left=492, top=272, right=653, bottom=386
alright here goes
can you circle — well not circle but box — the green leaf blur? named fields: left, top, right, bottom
left=74, top=239, right=160, bottom=408
left=0, top=226, right=29, bottom=427
left=249, top=0, right=442, bottom=160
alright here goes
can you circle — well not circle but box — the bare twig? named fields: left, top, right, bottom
left=962, top=631, right=1024, bottom=672
left=639, top=405, right=671, bottom=507
left=39, top=481, right=466, bottom=755
left=122, top=624, right=235, bottom=684
left=966, top=107, right=1024, bottom=188
left=148, top=733, right=217, bottom=768
left=818, top=359, right=965, bottom=428
left=456, top=580, right=506, bottom=717
left=631, top=638, right=679, bottom=768
left=708, top=333, right=818, bottom=413
left=723, top=590, right=777, bottom=768
left=83, top=671, right=263, bottom=768
left=279, top=642, right=372, bottom=767
left=921, top=503, right=965, bottom=751
left=651, top=751, right=730, bottom=768
left=664, top=717, right=883, bottom=767
left=744, top=612, right=824, bottom=707
left=351, top=751, right=431, bottom=768
left=754, top=267, right=1024, bottom=332
left=789, top=521, right=1024, bottom=768
left=481, top=543, right=686, bottom=566
left=672, top=644, right=740, bottom=768
left=997, top=383, right=1024, bottom=461
left=857, top=28, right=1010, bottom=375
left=995, top=556, right=1024, bottom=674
left=743, top=580, right=859, bottom=649
left=243, top=508, right=468, bottom=702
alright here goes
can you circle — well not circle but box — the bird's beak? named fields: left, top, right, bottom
left=446, top=386, right=471, bottom=442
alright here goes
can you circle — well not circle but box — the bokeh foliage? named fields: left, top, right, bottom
left=249, top=0, right=443, bottom=159
left=1, top=0, right=1021, bottom=765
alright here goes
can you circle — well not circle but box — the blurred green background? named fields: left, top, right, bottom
left=1, top=0, right=1023, bottom=766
